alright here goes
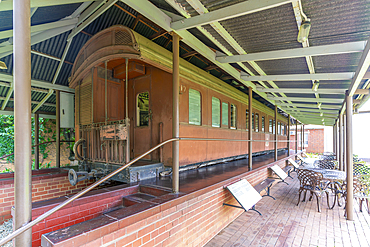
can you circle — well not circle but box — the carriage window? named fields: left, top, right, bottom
left=230, top=104, right=236, bottom=129
left=252, top=113, right=254, bottom=131
left=269, top=119, right=273, bottom=133
left=261, top=117, right=265, bottom=132
left=222, top=102, right=228, bottom=126
left=280, top=123, right=283, bottom=135
left=278, top=122, right=281, bottom=134
left=189, top=89, right=201, bottom=125
left=246, top=110, right=249, bottom=130
left=273, top=120, right=276, bottom=134
left=255, top=113, right=259, bottom=132
left=284, top=124, right=287, bottom=135
left=212, top=97, right=220, bottom=127
left=136, top=92, right=149, bottom=127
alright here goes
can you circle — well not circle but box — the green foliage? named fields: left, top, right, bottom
left=0, top=167, right=13, bottom=173
left=0, top=116, right=75, bottom=170
left=0, top=115, right=15, bottom=162
left=358, top=175, right=370, bottom=196
left=306, top=153, right=319, bottom=158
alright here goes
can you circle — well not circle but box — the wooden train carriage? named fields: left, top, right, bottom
left=69, top=25, right=288, bottom=182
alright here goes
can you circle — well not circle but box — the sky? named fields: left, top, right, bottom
left=353, top=99, right=370, bottom=158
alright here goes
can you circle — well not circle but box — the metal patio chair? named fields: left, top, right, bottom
left=297, top=169, right=331, bottom=212
left=343, top=175, right=370, bottom=215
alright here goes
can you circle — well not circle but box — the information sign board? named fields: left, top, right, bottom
left=288, top=158, right=299, bottom=168
left=270, top=165, right=288, bottom=180
left=226, top=179, right=262, bottom=211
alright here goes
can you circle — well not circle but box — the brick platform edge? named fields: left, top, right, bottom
left=41, top=153, right=299, bottom=247
left=0, top=168, right=93, bottom=225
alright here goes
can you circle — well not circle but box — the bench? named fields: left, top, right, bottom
left=269, top=165, right=290, bottom=185
left=297, top=154, right=308, bottom=165
left=287, top=158, right=301, bottom=177
left=254, top=178, right=276, bottom=200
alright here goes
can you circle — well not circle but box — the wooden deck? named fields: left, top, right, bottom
left=205, top=173, right=370, bottom=247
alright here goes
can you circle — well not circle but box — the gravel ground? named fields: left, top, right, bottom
left=0, top=219, right=13, bottom=247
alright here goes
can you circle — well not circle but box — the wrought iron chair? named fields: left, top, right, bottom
left=317, top=160, right=336, bottom=170
left=343, top=175, right=370, bottom=215
left=353, top=163, right=370, bottom=176
left=297, top=169, right=331, bottom=212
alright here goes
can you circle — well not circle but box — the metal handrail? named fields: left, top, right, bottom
left=0, top=135, right=294, bottom=245
left=180, top=137, right=291, bottom=142
left=0, top=138, right=178, bottom=246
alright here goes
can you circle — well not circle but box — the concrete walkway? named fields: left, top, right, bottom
left=205, top=174, right=370, bottom=247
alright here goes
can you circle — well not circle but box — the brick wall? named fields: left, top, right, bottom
left=0, top=169, right=92, bottom=225
left=31, top=185, right=138, bottom=247
left=290, top=129, right=324, bottom=154
left=41, top=155, right=295, bottom=247
left=305, top=129, right=324, bottom=153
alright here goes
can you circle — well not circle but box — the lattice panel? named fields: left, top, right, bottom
left=115, top=30, right=132, bottom=45
left=79, top=83, right=92, bottom=125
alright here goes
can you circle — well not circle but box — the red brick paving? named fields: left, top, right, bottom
left=205, top=174, right=370, bottom=247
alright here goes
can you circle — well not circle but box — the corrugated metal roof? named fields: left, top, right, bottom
left=0, top=0, right=369, bottom=124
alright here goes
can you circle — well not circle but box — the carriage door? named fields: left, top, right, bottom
left=133, top=76, right=152, bottom=159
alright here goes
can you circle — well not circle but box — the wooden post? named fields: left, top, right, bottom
left=287, top=114, right=290, bottom=156
left=56, top=90, right=60, bottom=168
left=14, top=0, right=32, bottom=244
left=34, top=113, right=39, bottom=169
left=295, top=121, right=298, bottom=154
left=345, top=91, right=354, bottom=220
left=339, top=114, right=343, bottom=170
left=274, top=105, right=278, bottom=161
left=172, top=33, right=180, bottom=193
left=248, top=87, right=253, bottom=170
left=333, top=123, right=337, bottom=158
left=301, top=124, right=303, bottom=152
left=343, top=114, right=346, bottom=172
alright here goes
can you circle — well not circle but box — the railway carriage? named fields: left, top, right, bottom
left=69, top=25, right=288, bottom=185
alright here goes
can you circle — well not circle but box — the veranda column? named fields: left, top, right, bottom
left=301, top=124, right=303, bottom=152
left=333, top=124, right=336, bottom=155
left=274, top=105, right=278, bottom=161
left=295, top=121, right=298, bottom=154
left=56, top=90, right=60, bottom=168
left=345, top=91, right=354, bottom=220
left=339, top=115, right=343, bottom=170
left=172, top=33, right=180, bottom=193
left=287, top=114, right=290, bottom=156
left=333, top=123, right=337, bottom=158
left=35, top=113, right=39, bottom=169
left=248, top=87, right=253, bottom=170
left=343, top=114, right=347, bottom=172
left=13, top=0, right=32, bottom=245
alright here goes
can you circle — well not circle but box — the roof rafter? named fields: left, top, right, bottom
left=242, top=73, right=353, bottom=81
left=68, top=0, right=118, bottom=40
left=269, top=96, right=343, bottom=103
left=348, top=35, right=370, bottom=96
left=0, top=73, right=74, bottom=93
left=280, top=107, right=339, bottom=114
left=0, top=25, right=76, bottom=58
left=0, top=0, right=92, bottom=11
left=171, top=0, right=291, bottom=31
left=276, top=102, right=341, bottom=109
left=216, top=41, right=366, bottom=63
left=0, top=18, right=78, bottom=40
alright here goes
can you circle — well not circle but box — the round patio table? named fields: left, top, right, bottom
left=300, top=167, right=346, bottom=209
